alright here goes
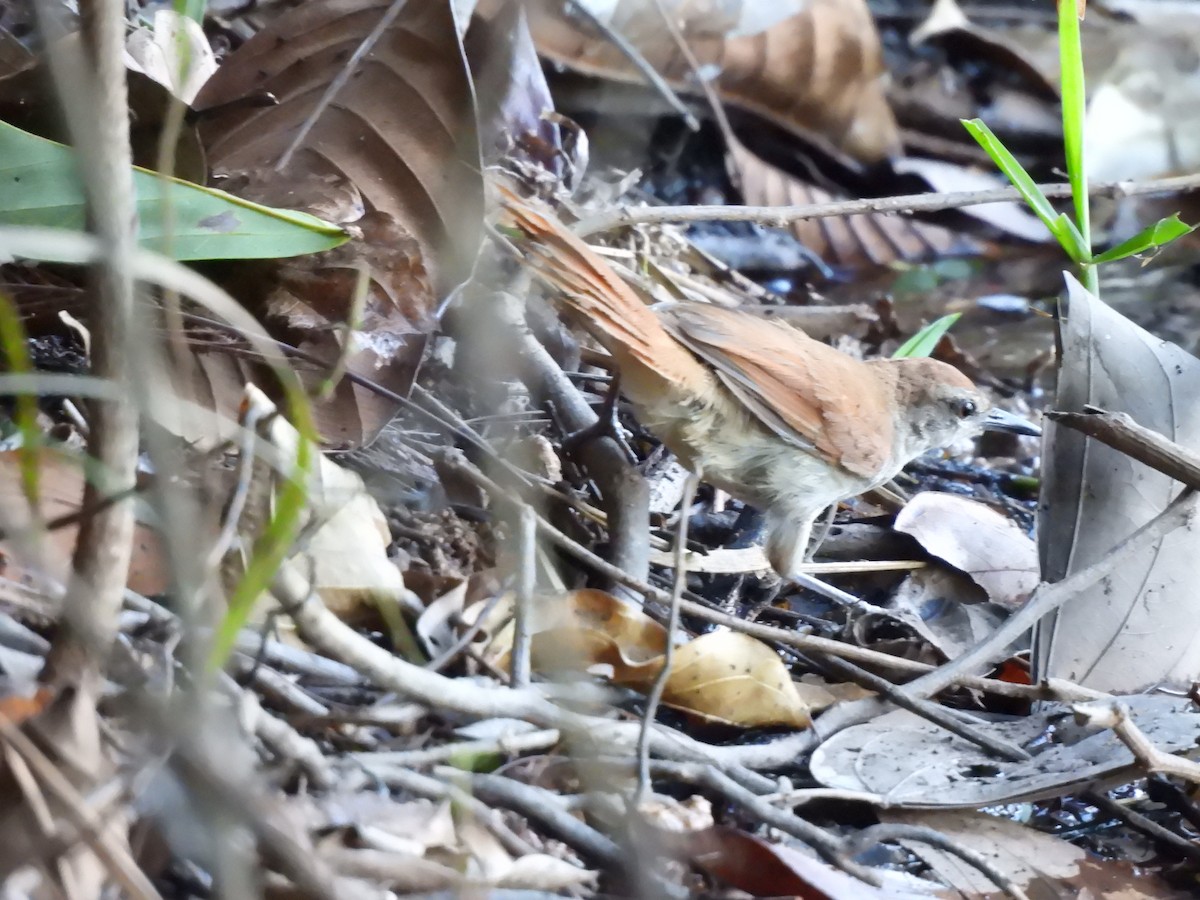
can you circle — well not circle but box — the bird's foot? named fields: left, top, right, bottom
left=561, top=374, right=637, bottom=463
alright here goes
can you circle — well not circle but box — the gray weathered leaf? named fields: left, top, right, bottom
left=1037, top=275, right=1200, bottom=691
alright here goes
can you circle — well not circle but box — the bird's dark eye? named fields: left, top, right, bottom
left=956, top=399, right=978, bottom=419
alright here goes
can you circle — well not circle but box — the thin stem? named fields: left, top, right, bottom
left=635, top=473, right=698, bottom=805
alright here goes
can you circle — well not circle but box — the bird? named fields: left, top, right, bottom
left=497, top=192, right=1040, bottom=579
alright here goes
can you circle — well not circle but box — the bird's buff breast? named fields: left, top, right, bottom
left=637, top=390, right=876, bottom=517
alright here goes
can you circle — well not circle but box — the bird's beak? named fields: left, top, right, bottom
left=984, top=408, right=1041, bottom=437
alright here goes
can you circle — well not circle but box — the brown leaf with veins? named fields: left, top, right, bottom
left=192, top=0, right=484, bottom=447
left=510, top=0, right=899, bottom=164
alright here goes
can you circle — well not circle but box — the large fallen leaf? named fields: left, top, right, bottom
left=512, top=0, right=900, bottom=165
left=810, top=695, right=1200, bottom=807
left=0, top=121, right=346, bottom=260
left=192, top=0, right=484, bottom=448
left=1037, top=276, right=1200, bottom=691
left=193, top=0, right=483, bottom=295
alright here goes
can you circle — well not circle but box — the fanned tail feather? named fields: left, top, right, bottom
left=495, top=188, right=713, bottom=405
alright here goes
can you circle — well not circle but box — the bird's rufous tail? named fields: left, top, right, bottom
left=495, top=188, right=713, bottom=405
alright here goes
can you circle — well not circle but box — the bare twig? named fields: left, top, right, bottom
left=357, top=766, right=539, bottom=859
left=510, top=504, right=537, bottom=689
left=449, top=768, right=624, bottom=868
left=41, top=0, right=140, bottom=680
left=1084, top=789, right=1200, bottom=862
left=1074, top=700, right=1200, bottom=785
left=636, top=473, right=698, bottom=805
left=573, top=172, right=1200, bottom=237
left=0, top=715, right=160, bottom=900
left=1047, top=406, right=1200, bottom=488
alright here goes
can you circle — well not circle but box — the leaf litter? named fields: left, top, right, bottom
left=2, top=1, right=1200, bottom=898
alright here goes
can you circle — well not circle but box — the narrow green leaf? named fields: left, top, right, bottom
left=962, top=119, right=1060, bottom=232
left=1091, top=214, right=1196, bottom=264
left=893, top=313, right=962, bottom=359
left=1058, top=0, right=1090, bottom=246
left=1047, top=213, right=1091, bottom=264
left=0, top=121, right=346, bottom=261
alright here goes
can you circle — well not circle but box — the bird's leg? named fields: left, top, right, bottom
left=764, top=508, right=818, bottom=581
left=803, top=504, right=838, bottom=561
left=561, top=372, right=637, bottom=462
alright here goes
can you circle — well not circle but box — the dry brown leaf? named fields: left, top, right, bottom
left=681, top=826, right=939, bottom=898
left=730, top=142, right=975, bottom=270
left=0, top=450, right=169, bottom=598
left=193, top=0, right=484, bottom=447
left=512, top=0, right=900, bottom=164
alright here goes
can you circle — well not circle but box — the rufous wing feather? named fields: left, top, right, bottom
left=661, top=305, right=895, bottom=478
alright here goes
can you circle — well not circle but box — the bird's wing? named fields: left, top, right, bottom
left=661, top=305, right=894, bottom=478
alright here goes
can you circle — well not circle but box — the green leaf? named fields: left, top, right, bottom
left=1091, top=214, right=1196, bottom=264
left=0, top=121, right=347, bottom=261
left=893, top=313, right=962, bottom=359
left=962, top=118, right=1059, bottom=229
left=1048, top=213, right=1091, bottom=264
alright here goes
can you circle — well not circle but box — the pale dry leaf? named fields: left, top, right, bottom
left=883, top=808, right=1194, bottom=899
left=251, top=385, right=411, bottom=621
left=124, top=9, right=217, bottom=104
left=662, top=630, right=810, bottom=728
left=894, top=492, right=1039, bottom=609
left=883, top=567, right=1008, bottom=662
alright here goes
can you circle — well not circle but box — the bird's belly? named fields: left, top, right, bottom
left=638, top=394, right=877, bottom=512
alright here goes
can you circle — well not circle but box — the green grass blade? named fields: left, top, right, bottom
left=1048, top=213, right=1091, bottom=264
left=0, top=121, right=346, bottom=261
left=962, top=119, right=1062, bottom=235
left=893, top=313, right=962, bottom=359
left=1091, top=214, right=1196, bottom=263
left=1058, top=0, right=1090, bottom=247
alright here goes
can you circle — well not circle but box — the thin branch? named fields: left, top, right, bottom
left=1074, top=700, right=1200, bottom=785
left=573, top=172, right=1200, bottom=237
left=1047, top=406, right=1200, bottom=488
left=636, top=473, right=698, bottom=805
left=41, top=0, right=140, bottom=678
left=510, top=503, right=537, bottom=689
